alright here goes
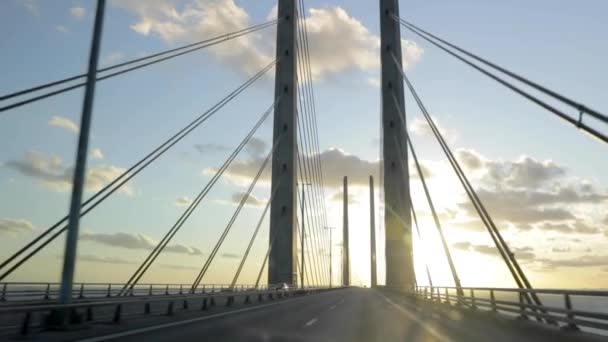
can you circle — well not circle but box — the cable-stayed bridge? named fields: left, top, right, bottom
left=0, top=0, right=607, bottom=341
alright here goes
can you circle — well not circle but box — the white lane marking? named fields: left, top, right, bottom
left=78, top=295, right=316, bottom=342
left=304, top=318, right=318, bottom=327
left=329, top=305, right=336, bottom=310
left=377, top=292, right=454, bottom=342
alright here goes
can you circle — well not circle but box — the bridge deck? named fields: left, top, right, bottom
left=15, top=288, right=605, bottom=341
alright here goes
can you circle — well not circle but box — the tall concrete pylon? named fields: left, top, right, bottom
left=342, top=176, right=350, bottom=286
left=379, top=0, right=415, bottom=289
left=268, top=0, right=297, bottom=286
left=370, top=176, right=377, bottom=288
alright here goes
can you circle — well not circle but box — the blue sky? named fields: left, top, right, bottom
left=0, top=0, right=607, bottom=289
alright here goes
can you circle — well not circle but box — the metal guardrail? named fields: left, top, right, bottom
left=0, top=282, right=269, bottom=302
left=0, top=284, right=338, bottom=337
left=415, top=286, right=608, bottom=334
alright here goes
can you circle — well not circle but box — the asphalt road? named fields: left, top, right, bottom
left=72, top=287, right=606, bottom=342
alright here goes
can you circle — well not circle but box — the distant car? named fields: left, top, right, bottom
left=274, top=283, right=289, bottom=291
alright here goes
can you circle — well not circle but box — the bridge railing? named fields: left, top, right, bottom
left=415, top=285, right=608, bottom=335
left=0, top=286, right=340, bottom=337
left=0, top=282, right=268, bottom=302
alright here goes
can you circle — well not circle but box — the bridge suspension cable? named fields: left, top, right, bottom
left=0, top=60, right=278, bottom=282
left=389, top=51, right=550, bottom=320
left=190, top=138, right=280, bottom=292
left=392, top=16, right=608, bottom=144
left=410, top=204, right=433, bottom=288
left=296, top=0, right=331, bottom=286
left=229, top=180, right=281, bottom=289
left=391, top=125, right=464, bottom=296
left=120, top=99, right=280, bottom=295
left=0, top=20, right=279, bottom=113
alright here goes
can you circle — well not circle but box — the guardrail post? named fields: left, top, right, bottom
left=145, top=302, right=151, bottom=314
left=44, top=283, right=51, bottom=300
left=244, top=294, right=251, bottom=304
left=183, top=299, right=189, bottom=309
left=106, top=284, right=112, bottom=297
left=1, top=283, right=6, bottom=301
left=445, top=288, right=450, bottom=306
left=210, top=297, right=216, bottom=307
left=258, top=293, right=263, bottom=302
left=423, top=287, right=428, bottom=300
left=86, top=306, right=93, bottom=321
left=78, top=283, right=85, bottom=299
left=226, top=296, right=234, bottom=307
left=167, top=301, right=174, bottom=316
left=202, top=284, right=206, bottom=293
left=179, top=284, right=183, bottom=295
left=517, top=292, right=528, bottom=320
left=436, top=288, right=441, bottom=303
left=148, top=284, right=153, bottom=296
left=430, top=287, right=434, bottom=301
left=470, top=289, right=476, bottom=310
left=165, top=284, right=169, bottom=295
left=113, top=304, right=122, bottom=323
left=490, top=290, right=497, bottom=313
left=20, top=312, right=32, bottom=336
left=211, top=284, right=215, bottom=293
left=562, top=294, right=580, bottom=331
left=202, top=297, right=208, bottom=310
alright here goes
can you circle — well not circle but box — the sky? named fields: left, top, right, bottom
left=0, top=0, right=607, bottom=290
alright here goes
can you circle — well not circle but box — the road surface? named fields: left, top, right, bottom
left=58, top=287, right=603, bottom=342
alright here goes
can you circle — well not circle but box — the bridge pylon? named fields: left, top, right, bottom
left=268, top=0, right=298, bottom=286
left=379, top=0, right=415, bottom=289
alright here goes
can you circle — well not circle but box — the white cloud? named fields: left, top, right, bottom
left=49, top=116, right=79, bottom=134
left=55, top=25, right=69, bottom=33
left=21, top=0, right=39, bottom=16
left=409, top=116, right=452, bottom=140
left=0, top=218, right=34, bottom=235
left=70, top=6, right=86, bottom=19
left=112, top=0, right=273, bottom=75
left=80, top=231, right=203, bottom=255
left=175, top=196, right=193, bottom=207
left=91, top=148, right=104, bottom=160
left=367, top=77, right=380, bottom=88
left=4, top=151, right=134, bottom=196
left=101, top=52, right=126, bottom=67
left=112, top=1, right=423, bottom=80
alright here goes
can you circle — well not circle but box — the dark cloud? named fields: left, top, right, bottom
left=194, top=143, right=230, bottom=154
left=209, top=148, right=432, bottom=188
left=536, top=255, right=608, bottom=270
left=452, top=242, right=535, bottom=260
left=245, top=138, right=268, bottom=157
left=458, top=200, right=575, bottom=224
left=480, top=156, right=565, bottom=188
left=195, top=138, right=268, bottom=158
left=456, top=149, right=484, bottom=171
left=80, top=232, right=203, bottom=256
left=4, top=151, right=133, bottom=195
left=159, top=264, right=199, bottom=271
left=221, top=252, right=242, bottom=259
left=57, top=254, right=136, bottom=265
left=538, top=222, right=600, bottom=235
left=230, top=192, right=265, bottom=207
